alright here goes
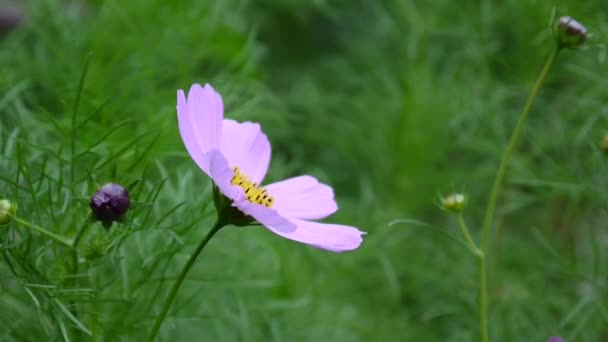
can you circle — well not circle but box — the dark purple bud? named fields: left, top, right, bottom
left=89, top=183, right=131, bottom=227
left=555, top=16, right=587, bottom=48
left=0, top=6, right=24, bottom=33
left=546, top=337, right=565, bottom=342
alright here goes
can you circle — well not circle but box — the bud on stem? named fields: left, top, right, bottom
left=440, top=193, right=467, bottom=213
left=0, top=199, right=16, bottom=225
left=89, top=183, right=131, bottom=228
left=555, top=16, right=588, bottom=48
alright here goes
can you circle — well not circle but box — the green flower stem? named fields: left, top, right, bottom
left=72, top=215, right=93, bottom=249
left=456, top=213, right=486, bottom=340
left=89, top=267, right=99, bottom=342
left=70, top=215, right=94, bottom=341
left=480, top=46, right=561, bottom=250
left=11, top=216, right=73, bottom=248
left=71, top=216, right=94, bottom=284
left=479, top=253, right=488, bottom=342
left=456, top=214, right=481, bottom=256
left=478, top=46, right=561, bottom=342
left=146, top=220, right=225, bottom=342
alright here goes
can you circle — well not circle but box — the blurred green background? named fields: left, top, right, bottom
left=1, top=0, right=607, bottom=341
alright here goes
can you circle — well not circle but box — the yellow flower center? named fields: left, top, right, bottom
left=231, top=167, right=274, bottom=208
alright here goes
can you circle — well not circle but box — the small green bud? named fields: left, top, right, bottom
left=84, top=237, right=111, bottom=262
left=0, top=199, right=16, bottom=225
left=601, top=134, right=608, bottom=153
left=440, top=193, right=467, bottom=213
left=555, top=16, right=588, bottom=48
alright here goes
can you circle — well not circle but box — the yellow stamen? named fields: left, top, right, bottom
left=231, top=167, right=274, bottom=207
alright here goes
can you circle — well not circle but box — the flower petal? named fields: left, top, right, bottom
left=203, top=149, right=243, bottom=202
left=177, top=84, right=223, bottom=160
left=265, top=176, right=338, bottom=220
left=177, top=89, right=205, bottom=172
left=264, top=217, right=365, bottom=252
left=221, top=119, right=271, bottom=184
left=235, top=200, right=296, bottom=233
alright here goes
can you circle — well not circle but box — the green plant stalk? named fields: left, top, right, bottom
left=479, top=253, right=488, bottom=342
left=70, top=215, right=93, bottom=342
left=457, top=213, right=481, bottom=255
left=478, top=46, right=561, bottom=342
left=89, top=267, right=99, bottom=342
left=11, top=216, right=73, bottom=248
left=71, top=54, right=92, bottom=186
left=456, top=213, right=486, bottom=340
left=72, top=215, right=93, bottom=249
left=480, top=46, right=560, bottom=250
left=146, top=220, right=225, bottom=342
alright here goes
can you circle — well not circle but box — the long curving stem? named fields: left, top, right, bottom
left=480, top=46, right=561, bottom=250
left=478, top=46, right=561, bottom=342
left=146, top=220, right=225, bottom=342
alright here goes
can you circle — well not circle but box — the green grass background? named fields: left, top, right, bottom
left=1, top=0, right=607, bottom=340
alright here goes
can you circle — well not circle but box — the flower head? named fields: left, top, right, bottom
left=89, top=183, right=131, bottom=228
left=601, top=133, right=608, bottom=153
left=545, top=337, right=565, bottom=342
left=177, top=84, right=365, bottom=252
left=555, top=16, right=587, bottom=48
left=0, top=199, right=16, bottom=225
left=440, top=193, right=467, bottom=213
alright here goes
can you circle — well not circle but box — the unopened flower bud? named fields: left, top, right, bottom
left=89, top=183, right=130, bottom=227
left=555, top=16, right=587, bottom=48
left=0, top=199, right=16, bottom=225
left=441, top=193, right=467, bottom=213
left=546, top=337, right=565, bottom=342
left=601, top=134, right=608, bottom=153
left=84, top=237, right=110, bottom=262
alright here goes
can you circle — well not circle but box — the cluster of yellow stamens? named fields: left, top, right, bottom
left=231, top=167, right=274, bottom=208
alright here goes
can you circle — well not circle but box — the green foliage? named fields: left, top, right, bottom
left=0, top=0, right=607, bottom=340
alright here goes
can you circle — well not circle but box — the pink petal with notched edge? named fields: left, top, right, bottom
left=202, top=149, right=243, bottom=202
left=221, top=119, right=271, bottom=184
left=264, top=217, right=365, bottom=252
left=177, top=89, right=207, bottom=173
left=265, top=176, right=338, bottom=220
left=184, top=84, right=223, bottom=155
left=235, top=200, right=296, bottom=233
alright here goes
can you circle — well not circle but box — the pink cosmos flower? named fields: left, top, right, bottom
left=177, top=83, right=365, bottom=252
